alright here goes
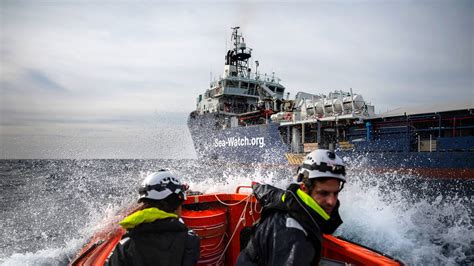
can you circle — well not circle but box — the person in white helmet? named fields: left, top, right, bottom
left=237, top=149, right=345, bottom=266
left=106, top=170, right=200, bottom=266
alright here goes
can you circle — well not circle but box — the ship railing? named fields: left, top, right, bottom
left=210, top=72, right=283, bottom=86
left=218, top=101, right=258, bottom=114
left=291, top=112, right=373, bottom=123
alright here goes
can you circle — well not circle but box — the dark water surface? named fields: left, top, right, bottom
left=0, top=159, right=472, bottom=265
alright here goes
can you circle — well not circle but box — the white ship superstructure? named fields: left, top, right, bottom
left=195, top=27, right=286, bottom=126
left=188, top=27, right=474, bottom=178
left=271, top=89, right=375, bottom=123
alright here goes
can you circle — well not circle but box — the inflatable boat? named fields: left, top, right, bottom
left=70, top=186, right=403, bottom=266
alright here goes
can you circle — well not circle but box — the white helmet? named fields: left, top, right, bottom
left=297, top=149, right=346, bottom=182
left=138, top=170, right=187, bottom=201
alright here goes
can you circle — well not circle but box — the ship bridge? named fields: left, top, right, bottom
left=196, top=27, right=286, bottom=116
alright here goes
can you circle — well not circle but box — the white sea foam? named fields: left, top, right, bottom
left=337, top=163, right=473, bottom=265
left=1, top=238, right=81, bottom=266
left=1, top=159, right=472, bottom=265
left=188, top=165, right=290, bottom=194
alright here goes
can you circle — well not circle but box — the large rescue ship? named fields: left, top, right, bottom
left=187, top=27, right=474, bottom=179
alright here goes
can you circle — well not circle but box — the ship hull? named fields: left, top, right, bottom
left=339, top=151, right=474, bottom=179
left=188, top=113, right=288, bottom=164
left=188, top=114, right=474, bottom=179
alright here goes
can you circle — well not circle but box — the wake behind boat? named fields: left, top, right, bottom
left=70, top=186, right=403, bottom=265
left=187, top=27, right=474, bottom=179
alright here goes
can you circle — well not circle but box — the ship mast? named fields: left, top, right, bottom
left=225, top=26, right=252, bottom=78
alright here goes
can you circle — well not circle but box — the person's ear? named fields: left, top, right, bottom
left=300, top=182, right=308, bottom=193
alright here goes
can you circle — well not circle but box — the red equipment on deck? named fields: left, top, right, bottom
left=70, top=186, right=403, bottom=266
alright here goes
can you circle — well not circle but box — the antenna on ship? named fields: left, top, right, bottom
left=255, top=60, right=259, bottom=78
left=227, top=26, right=251, bottom=78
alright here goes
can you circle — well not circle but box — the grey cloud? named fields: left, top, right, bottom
left=0, top=107, right=189, bottom=127
left=1, top=0, right=472, bottom=158
left=24, top=68, right=67, bottom=92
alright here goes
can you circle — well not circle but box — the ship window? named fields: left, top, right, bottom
left=241, top=82, right=249, bottom=89
left=268, top=86, right=275, bottom=92
left=276, top=87, right=284, bottom=93
left=226, top=80, right=238, bottom=88
left=249, top=83, right=256, bottom=89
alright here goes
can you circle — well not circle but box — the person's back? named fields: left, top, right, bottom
left=237, top=150, right=346, bottom=266
left=106, top=170, right=200, bottom=266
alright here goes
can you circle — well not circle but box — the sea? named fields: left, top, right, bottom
left=0, top=158, right=472, bottom=265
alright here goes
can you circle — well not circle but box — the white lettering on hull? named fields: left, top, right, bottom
left=214, top=137, right=265, bottom=148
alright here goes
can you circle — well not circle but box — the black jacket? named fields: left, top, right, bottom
left=105, top=216, right=200, bottom=266
left=236, top=183, right=343, bottom=266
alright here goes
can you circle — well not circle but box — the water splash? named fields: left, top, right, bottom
left=1, top=159, right=472, bottom=265
left=337, top=157, right=474, bottom=265
left=0, top=159, right=290, bottom=265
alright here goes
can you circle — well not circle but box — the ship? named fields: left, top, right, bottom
left=187, top=27, right=474, bottom=179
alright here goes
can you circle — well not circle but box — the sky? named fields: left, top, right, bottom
left=1, top=0, right=473, bottom=159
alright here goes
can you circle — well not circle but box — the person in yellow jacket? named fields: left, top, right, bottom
left=237, top=150, right=345, bottom=265
left=106, top=170, right=200, bottom=266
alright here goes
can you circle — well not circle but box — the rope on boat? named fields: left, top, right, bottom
left=247, top=198, right=261, bottom=224
left=200, top=232, right=228, bottom=254
left=217, top=194, right=252, bottom=264
left=213, top=194, right=252, bottom=206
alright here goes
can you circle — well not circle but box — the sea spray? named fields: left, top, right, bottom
left=0, top=159, right=472, bottom=265
left=337, top=156, right=474, bottom=265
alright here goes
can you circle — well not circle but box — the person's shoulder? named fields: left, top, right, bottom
left=260, top=210, right=287, bottom=226
left=260, top=212, right=305, bottom=235
left=284, top=216, right=307, bottom=236
left=267, top=213, right=308, bottom=241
